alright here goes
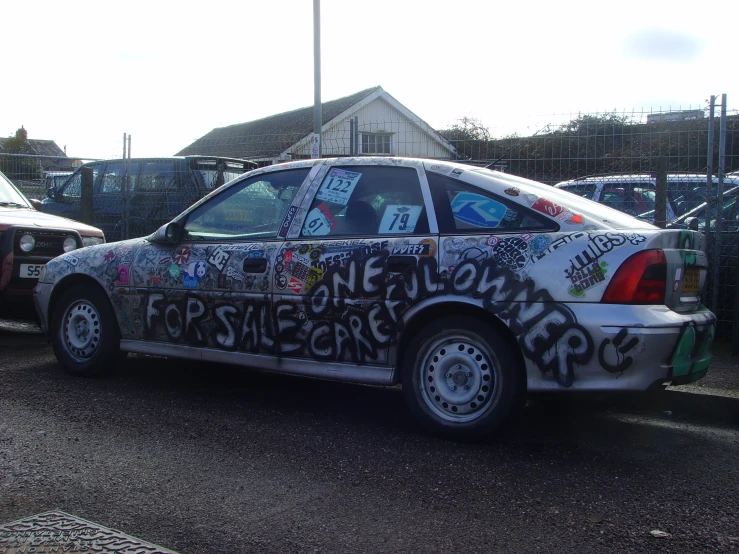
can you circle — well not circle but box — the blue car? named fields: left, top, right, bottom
left=40, top=156, right=254, bottom=242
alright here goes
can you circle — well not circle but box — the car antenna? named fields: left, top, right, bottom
left=485, top=153, right=508, bottom=170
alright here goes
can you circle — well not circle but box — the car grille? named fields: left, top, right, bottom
left=13, top=230, right=75, bottom=257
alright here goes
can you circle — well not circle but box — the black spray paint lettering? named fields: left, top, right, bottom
left=598, top=328, right=640, bottom=374
left=444, top=258, right=594, bottom=387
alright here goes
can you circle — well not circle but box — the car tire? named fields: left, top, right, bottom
left=51, top=284, right=122, bottom=377
left=401, top=315, right=525, bottom=440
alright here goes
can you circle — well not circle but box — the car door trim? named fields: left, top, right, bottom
left=120, top=339, right=397, bottom=386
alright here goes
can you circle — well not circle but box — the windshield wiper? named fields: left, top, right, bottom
left=0, top=201, right=27, bottom=208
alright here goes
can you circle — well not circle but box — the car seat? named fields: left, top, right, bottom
left=344, top=200, right=377, bottom=235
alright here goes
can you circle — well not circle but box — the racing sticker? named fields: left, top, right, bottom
left=287, top=277, right=304, bottom=294
left=183, top=260, right=207, bottom=289
left=173, top=246, right=191, bottom=266
left=279, top=205, right=298, bottom=237
left=531, top=197, right=573, bottom=222
left=315, top=168, right=362, bottom=205
left=451, top=192, right=507, bottom=228
left=116, top=266, right=130, bottom=285
left=303, top=202, right=337, bottom=236
left=208, top=246, right=231, bottom=270
left=379, top=205, right=422, bottom=234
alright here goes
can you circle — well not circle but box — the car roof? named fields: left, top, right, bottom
left=555, top=173, right=739, bottom=187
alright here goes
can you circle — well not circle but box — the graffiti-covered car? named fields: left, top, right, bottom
left=33, top=158, right=715, bottom=439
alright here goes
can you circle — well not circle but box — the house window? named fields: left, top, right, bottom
left=361, top=133, right=392, bottom=155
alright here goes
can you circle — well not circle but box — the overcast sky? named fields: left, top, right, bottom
left=2, top=0, right=736, bottom=160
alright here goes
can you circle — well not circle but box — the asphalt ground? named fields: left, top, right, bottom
left=0, top=319, right=737, bottom=553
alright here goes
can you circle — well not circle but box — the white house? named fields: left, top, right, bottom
left=177, top=86, right=456, bottom=166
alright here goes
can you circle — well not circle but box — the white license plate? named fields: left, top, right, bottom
left=19, top=264, right=44, bottom=278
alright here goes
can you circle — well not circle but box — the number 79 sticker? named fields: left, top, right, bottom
left=379, top=205, right=422, bottom=234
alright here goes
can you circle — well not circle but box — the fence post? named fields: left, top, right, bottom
left=80, top=166, right=93, bottom=225
left=652, top=158, right=667, bottom=228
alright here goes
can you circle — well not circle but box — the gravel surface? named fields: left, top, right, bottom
left=1, top=327, right=738, bottom=553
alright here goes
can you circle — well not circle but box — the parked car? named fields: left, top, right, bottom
left=554, top=173, right=739, bottom=223
left=44, top=171, right=74, bottom=196
left=0, top=169, right=104, bottom=319
left=668, top=185, right=739, bottom=334
left=40, top=156, right=255, bottom=242
left=34, top=158, right=715, bottom=439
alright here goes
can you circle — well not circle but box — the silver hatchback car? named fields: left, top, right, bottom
left=34, top=158, right=715, bottom=439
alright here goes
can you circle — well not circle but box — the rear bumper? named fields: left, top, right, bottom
left=525, top=303, right=716, bottom=392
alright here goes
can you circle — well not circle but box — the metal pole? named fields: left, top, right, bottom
left=707, top=98, right=718, bottom=314
left=312, top=0, right=322, bottom=159
left=122, top=133, right=128, bottom=240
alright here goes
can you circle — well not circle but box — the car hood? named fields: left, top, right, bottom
left=0, top=206, right=104, bottom=236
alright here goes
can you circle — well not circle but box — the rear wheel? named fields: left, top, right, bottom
left=401, top=315, right=524, bottom=440
left=51, top=284, right=122, bottom=377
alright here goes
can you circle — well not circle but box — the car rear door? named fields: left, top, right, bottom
left=276, top=160, right=439, bottom=365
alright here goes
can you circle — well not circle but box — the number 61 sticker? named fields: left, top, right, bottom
left=379, top=205, right=422, bottom=234
left=302, top=202, right=337, bottom=236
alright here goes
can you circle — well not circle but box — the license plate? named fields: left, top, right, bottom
left=682, top=268, right=699, bottom=293
left=19, top=264, right=44, bottom=278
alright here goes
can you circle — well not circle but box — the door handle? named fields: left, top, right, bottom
left=243, top=258, right=268, bottom=273
left=387, top=255, right=418, bottom=273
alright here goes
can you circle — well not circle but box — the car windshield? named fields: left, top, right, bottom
left=0, top=170, right=31, bottom=207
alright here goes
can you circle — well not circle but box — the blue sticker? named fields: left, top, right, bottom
left=279, top=205, right=298, bottom=237
left=451, top=192, right=507, bottom=228
left=183, top=261, right=207, bottom=289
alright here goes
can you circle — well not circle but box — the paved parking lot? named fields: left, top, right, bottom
left=1, top=323, right=738, bottom=553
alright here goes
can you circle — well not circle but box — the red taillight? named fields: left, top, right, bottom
left=601, top=250, right=666, bottom=304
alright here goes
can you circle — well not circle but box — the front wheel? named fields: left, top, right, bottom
left=401, top=315, right=525, bottom=440
left=51, top=284, right=122, bottom=377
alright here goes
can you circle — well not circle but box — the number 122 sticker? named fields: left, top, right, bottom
left=379, top=205, right=422, bottom=234
left=302, top=202, right=337, bottom=236
left=315, top=168, right=362, bottom=205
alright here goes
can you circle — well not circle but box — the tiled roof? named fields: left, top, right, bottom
left=0, top=138, right=66, bottom=157
left=177, top=86, right=383, bottom=158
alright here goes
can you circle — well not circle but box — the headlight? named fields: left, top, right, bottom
left=82, top=236, right=105, bottom=247
left=63, top=236, right=78, bottom=252
left=19, top=234, right=36, bottom=252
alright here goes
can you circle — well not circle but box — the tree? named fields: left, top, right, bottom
left=1, top=126, right=40, bottom=180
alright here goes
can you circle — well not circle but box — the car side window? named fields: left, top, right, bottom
left=60, top=166, right=101, bottom=199
left=428, top=173, right=555, bottom=233
left=183, top=168, right=310, bottom=240
left=137, top=161, right=179, bottom=193
left=563, top=183, right=596, bottom=199
left=300, top=166, right=429, bottom=237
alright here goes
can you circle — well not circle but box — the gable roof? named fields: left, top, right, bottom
left=176, top=86, right=455, bottom=159
left=0, top=138, right=66, bottom=157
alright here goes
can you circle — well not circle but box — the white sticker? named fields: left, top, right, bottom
left=379, top=205, right=422, bottom=234
left=302, top=202, right=337, bottom=237
left=315, top=169, right=362, bottom=206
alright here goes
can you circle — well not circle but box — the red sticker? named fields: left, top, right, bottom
left=532, top=198, right=565, bottom=218
left=174, top=246, right=191, bottom=265
left=316, top=202, right=337, bottom=229
left=287, top=277, right=303, bottom=294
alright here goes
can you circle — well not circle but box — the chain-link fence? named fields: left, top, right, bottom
left=2, top=105, right=737, bottom=337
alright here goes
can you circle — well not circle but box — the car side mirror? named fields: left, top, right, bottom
left=150, top=221, right=183, bottom=244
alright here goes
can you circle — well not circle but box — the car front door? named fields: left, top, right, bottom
left=129, top=167, right=313, bottom=352
left=276, top=161, right=439, bottom=366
